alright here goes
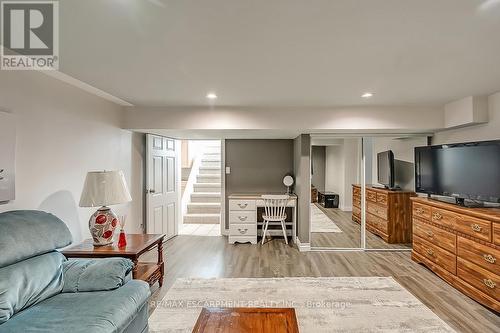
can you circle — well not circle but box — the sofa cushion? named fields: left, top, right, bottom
left=62, top=258, right=134, bottom=292
left=0, top=280, right=150, bottom=333
left=0, top=251, right=66, bottom=324
left=0, top=210, right=72, bottom=268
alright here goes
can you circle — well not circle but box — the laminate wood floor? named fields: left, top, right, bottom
left=311, top=204, right=412, bottom=249
left=144, top=235, right=499, bottom=333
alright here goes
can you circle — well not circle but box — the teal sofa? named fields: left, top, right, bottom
left=0, top=210, right=150, bottom=333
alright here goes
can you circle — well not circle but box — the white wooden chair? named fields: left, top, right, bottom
left=261, top=195, right=289, bottom=244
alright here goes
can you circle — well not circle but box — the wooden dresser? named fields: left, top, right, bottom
left=352, top=185, right=415, bottom=244
left=411, top=197, right=500, bottom=312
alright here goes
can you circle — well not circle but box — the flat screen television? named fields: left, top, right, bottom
left=415, top=140, right=500, bottom=204
left=377, top=150, right=395, bottom=189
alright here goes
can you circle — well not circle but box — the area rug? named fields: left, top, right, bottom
left=148, top=277, right=455, bottom=332
left=310, top=203, right=342, bottom=233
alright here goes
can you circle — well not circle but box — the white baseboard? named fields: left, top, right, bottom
left=340, top=205, right=352, bottom=212
left=295, top=237, right=310, bottom=252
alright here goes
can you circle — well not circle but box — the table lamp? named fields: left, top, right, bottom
left=79, top=170, right=132, bottom=246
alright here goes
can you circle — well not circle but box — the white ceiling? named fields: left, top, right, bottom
left=59, top=0, right=500, bottom=107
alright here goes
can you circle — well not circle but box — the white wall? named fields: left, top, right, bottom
left=124, top=105, right=443, bottom=132
left=433, top=91, right=500, bottom=144
left=0, top=70, right=144, bottom=243
left=324, top=139, right=361, bottom=211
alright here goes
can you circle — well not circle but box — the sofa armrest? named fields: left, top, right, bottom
left=62, top=257, right=134, bottom=293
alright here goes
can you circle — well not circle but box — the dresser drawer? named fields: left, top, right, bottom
left=367, top=213, right=388, bottom=233
left=367, top=202, right=388, bottom=220
left=413, top=202, right=432, bottom=221
left=229, top=223, right=257, bottom=236
left=366, top=190, right=377, bottom=203
left=413, top=236, right=456, bottom=274
left=353, top=185, right=361, bottom=196
left=458, top=236, right=500, bottom=275
left=376, top=193, right=388, bottom=206
left=413, top=218, right=456, bottom=254
left=495, top=223, right=500, bottom=246
left=457, top=258, right=499, bottom=301
left=229, top=211, right=256, bottom=224
left=229, top=200, right=256, bottom=211
left=430, top=208, right=456, bottom=229
left=353, top=195, right=361, bottom=208
left=454, top=215, right=492, bottom=242
left=352, top=206, right=360, bottom=218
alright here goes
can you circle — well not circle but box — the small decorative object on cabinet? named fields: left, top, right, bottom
left=311, top=186, right=318, bottom=203
left=118, top=215, right=127, bottom=248
left=352, top=184, right=415, bottom=243
left=411, top=197, right=500, bottom=312
left=79, top=170, right=132, bottom=246
left=283, top=175, right=294, bottom=194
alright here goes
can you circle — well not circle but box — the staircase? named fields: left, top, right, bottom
left=183, top=143, right=221, bottom=225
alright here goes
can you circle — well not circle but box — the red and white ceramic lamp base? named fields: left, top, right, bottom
left=89, top=206, right=119, bottom=246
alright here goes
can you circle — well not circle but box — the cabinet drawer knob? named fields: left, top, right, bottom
left=238, top=216, right=248, bottom=221
left=432, top=212, right=443, bottom=221
left=426, top=248, right=435, bottom=256
left=238, top=203, right=248, bottom=209
left=471, top=224, right=482, bottom=232
left=483, top=254, right=496, bottom=264
left=426, top=231, right=434, bottom=238
left=237, top=228, right=248, bottom=234
left=483, top=279, right=496, bottom=289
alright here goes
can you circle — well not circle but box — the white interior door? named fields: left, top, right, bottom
left=146, top=134, right=179, bottom=239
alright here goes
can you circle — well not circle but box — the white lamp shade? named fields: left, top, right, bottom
left=79, top=170, right=132, bottom=207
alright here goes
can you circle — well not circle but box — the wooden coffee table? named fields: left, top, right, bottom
left=192, top=308, right=299, bottom=333
left=62, top=233, right=165, bottom=287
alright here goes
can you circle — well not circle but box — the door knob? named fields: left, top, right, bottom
left=147, top=189, right=156, bottom=194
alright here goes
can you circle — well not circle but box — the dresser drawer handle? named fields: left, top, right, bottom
left=483, top=254, right=496, bottom=264
left=238, top=216, right=248, bottom=221
left=471, top=224, right=482, bottom=232
left=483, top=279, right=496, bottom=289
left=426, top=231, right=434, bottom=238
left=426, top=248, right=435, bottom=256
left=432, top=212, right=443, bottom=221
left=237, top=228, right=248, bottom=234
left=415, top=208, right=424, bottom=215
left=238, top=203, right=248, bottom=209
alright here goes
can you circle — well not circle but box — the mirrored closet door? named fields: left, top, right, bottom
left=309, top=136, right=363, bottom=249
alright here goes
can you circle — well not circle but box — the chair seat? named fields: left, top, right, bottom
left=262, top=214, right=287, bottom=221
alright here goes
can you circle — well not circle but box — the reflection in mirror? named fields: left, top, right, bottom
left=363, top=135, right=428, bottom=250
left=310, top=137, right=362, bottom=249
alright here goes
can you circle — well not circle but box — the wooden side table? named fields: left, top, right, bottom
left=62, top=233, right=165, bottom=287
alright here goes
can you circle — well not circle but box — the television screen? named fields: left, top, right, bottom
left=415, top=140, right=500, bottom=203
left=377, top=150, right=394, bottom=188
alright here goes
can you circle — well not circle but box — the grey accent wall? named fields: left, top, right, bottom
left=311, top=146, right=326, bottom=192
left=294, top=134, right=311, bottom=243
left=224, top=139, right=294, bottom=228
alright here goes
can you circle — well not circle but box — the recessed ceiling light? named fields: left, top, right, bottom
left=206, top=93, right=217, bottom=100
left=361, top=92, right=374, bottom=98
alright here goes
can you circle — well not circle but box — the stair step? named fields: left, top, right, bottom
left=183, top=213, right=220, bottom=224
left=191, top=192, right=221, bottom=203
left=194, top=183, right=221, bottom=192
left=201, top=161, right=221, bottom=167
left=199, top=166, right=221, bottom=175
left=197, top=174, right=221, bottom=183
left=187, top=202, right=221, bottom=214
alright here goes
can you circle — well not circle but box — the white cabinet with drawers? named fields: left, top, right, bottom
left=227, top=194, right=297, bottom=245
